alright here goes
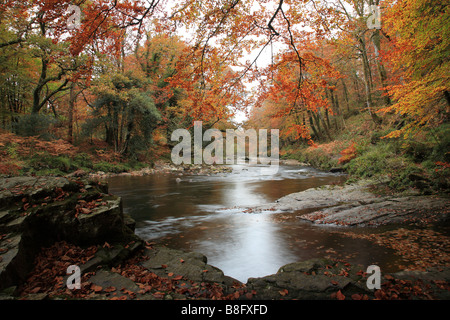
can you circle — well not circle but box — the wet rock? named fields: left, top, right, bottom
left=0, top=176, right=138, bottom=292
left=89, top=269, right=140, bottom=293
left=247, top=180, right=449, bottom=227
left=246, top=258, right=370, bottom=300
left=140, top=246, right=239, bottom=286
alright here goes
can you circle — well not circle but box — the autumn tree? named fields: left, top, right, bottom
left=380, top=0, right=450, bottom=139
left=83, top=71, right=161, bottom=157
left=0, top=0, right=163, bottom=137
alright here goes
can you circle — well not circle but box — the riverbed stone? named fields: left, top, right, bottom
left=247, top=258, right=360, bottom=300
left=140, top=246, right=238, bottom=286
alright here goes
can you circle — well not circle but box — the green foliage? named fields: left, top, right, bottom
left=297, top=149, right=339, bottom=171
left=92, top=161, right=131, bottom=173
left=14, top=114, right=57, bottom=139
left=72, top=153, right=94, bottom=169
left=28, top=153, right=73, bottom=173
left=85, top=72, right=161, bottom=156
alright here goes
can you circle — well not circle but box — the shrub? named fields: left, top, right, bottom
left=92, top=161, right=131, bottom=173
left=14, top=114, right=57, bottom=139
left=72, top=153, right=94, bottom=169
left=28, top=153, right=73, bottom=173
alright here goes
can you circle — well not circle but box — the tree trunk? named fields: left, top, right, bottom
left=68, top=83, right=76, bottom=143
left=359, top=37, right=382, bottom=125
left=371, top=29, right=391, bottom=106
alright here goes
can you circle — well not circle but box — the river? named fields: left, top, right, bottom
left=108, top=164, right=404, bottom=283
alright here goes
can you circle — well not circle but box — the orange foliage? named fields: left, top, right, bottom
left=338, top=143, right=357, bottom=165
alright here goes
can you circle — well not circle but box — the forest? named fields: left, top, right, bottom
left=0, top=0, right=448, bottom=193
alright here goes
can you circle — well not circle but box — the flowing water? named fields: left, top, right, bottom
left=108, top=164, right=404, bottom=283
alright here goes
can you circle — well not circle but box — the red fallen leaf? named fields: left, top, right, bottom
left=161, top=264, right=168, bottom=268
left=81, top=208, right=91, bottom=214
left=384, top=274, right=395, bottom=280
left=104, top=286, right=116, bottom=293
left=279, top=289, right=288, bottom=296
left=30, top=287, right=41, bottom=294
left=331, top=280, right=339, bottom=285
left=173, top=275, right=183, bottom=280
left=202, top=269, right=209, bottom=273
left=91, top=284, right=103, bottom=292
left=351, top=293, right=362, bottom=300
left=121, top=289, right=135, bottom=296
left=336, top=290, right=345, bottom=300
left=110, top=296, right=127, bottom=300
left=234, top=291, right=240, bottom=299
left=103, top=242, right=111, bottom=249
left=245, top=292, right=253, bottom=299
left=168, top=272, right=174, bottom=277
left=153, top=292, right=165, bottom=298
left=180, top=259, right=185, bottom=263
left=374, top=290, right=386, bottom=300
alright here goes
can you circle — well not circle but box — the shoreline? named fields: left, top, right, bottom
left=244, top=179, right=449, bottom=227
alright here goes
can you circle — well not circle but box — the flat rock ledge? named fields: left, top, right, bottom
left=250, top=180, right=450, bottom=227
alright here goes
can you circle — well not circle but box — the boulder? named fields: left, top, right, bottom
left=140, top=246, right=239, bottom=286
left=0, top=176, right=138, bottom=293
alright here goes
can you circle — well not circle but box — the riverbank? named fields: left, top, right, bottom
left=248, top=179, right=449, bottom=227
left=85, top=159, right=310, bottom=180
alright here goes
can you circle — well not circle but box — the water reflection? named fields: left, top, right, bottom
left=198, top=213, right=298, bottom=281
left=108, top=165, right=402, bottom=283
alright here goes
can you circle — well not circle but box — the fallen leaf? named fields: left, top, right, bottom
left=279, top=289, right=288, bottom=296
left=81, top=208, right=91, bottom=214
left=351, top=293, right=362, bottom=300
left=30, top=287, right=41, bottom=294
left=91, top=284, right=103, bottom=293
left=336, top=290, right=345, bottom=300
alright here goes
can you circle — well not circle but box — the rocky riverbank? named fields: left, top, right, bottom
left=248, top=179, right=450, bottom=227
left=85, top=161, right=234, bottom=180
left=1, top=176, right=449, bottom=300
